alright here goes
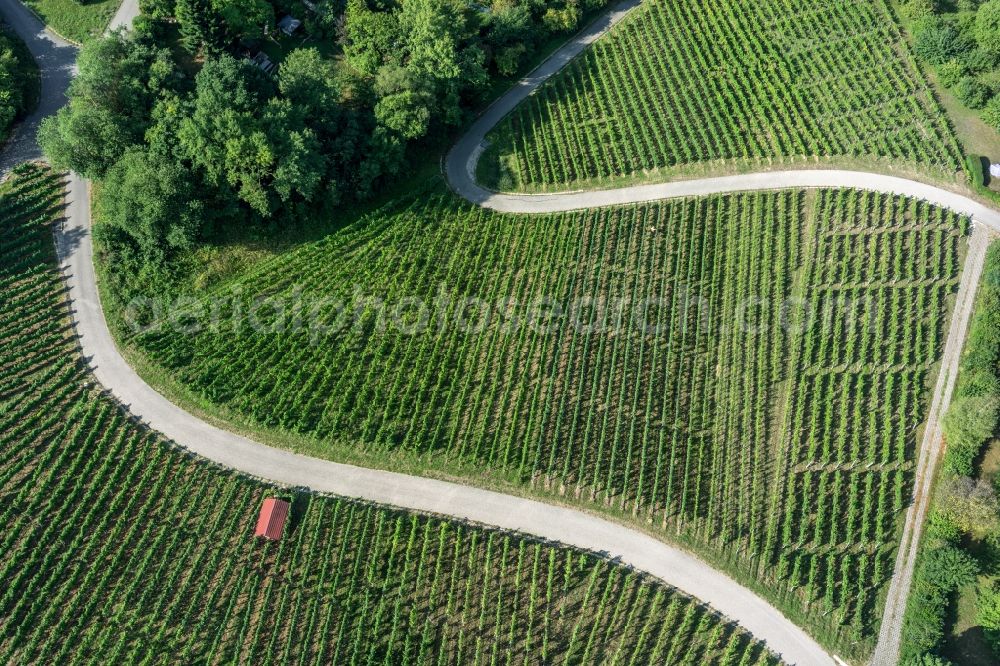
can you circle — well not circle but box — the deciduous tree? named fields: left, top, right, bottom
left=977, top=0, right=1000, bottom=55
left=38, top=32, right=173, bottom=178
left=97, top=148, right=204, bottom=258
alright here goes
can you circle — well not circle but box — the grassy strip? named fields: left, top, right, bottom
left=22, top=0, right=120, bottom=44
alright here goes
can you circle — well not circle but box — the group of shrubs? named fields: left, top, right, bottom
left=901, top=243, right=1000, bottom=663
left=903, top=0, right=1000, bottom=129
left=0, top=25, right=38, bottom=143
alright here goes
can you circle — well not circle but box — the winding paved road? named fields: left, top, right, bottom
left=2, top=0, right=996, bottom=663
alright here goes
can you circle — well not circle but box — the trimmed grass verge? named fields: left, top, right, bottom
left=22, top=0, right=120, bottom=43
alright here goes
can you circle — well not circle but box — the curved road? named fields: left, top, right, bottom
left=2, top=0, right=995, bottom=663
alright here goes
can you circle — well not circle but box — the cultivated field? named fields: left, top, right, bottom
left=0, top=165, right=774, bottom=664
left=479, top=0, right=963, bottom=192
left=128, top=186, right=966, bottom=657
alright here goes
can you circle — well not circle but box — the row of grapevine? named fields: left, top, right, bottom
left=762, top=189, right=963, bottom=648
left=0, top=163, right=775, bottom=664
left=127, top=183, right=965, bottom=659
left=481, top=0, right=964, bottom=192
left=135, top=191, right=801, bottom=551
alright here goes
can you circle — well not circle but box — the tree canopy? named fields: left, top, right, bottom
left=943, top=394, right=1000, bottom=475
left=97, top=148, right=205, bottom=258
left=977, top=0, right=1000, bottom=55
left=39, top=32, right=172, bottom=178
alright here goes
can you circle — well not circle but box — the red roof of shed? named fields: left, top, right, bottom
left=255, top=498, right=289, bottom=540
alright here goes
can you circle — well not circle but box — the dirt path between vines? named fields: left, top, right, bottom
left=870, top=225, right=993, bottom=666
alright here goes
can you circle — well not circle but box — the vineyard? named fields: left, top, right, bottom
left=127, top=184, right=966, bottom=658
left=478, top=0, right=964, bottom=192
left=0, top=164, right=775, bottom=663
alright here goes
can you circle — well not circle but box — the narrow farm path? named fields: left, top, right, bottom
left=107, top=0, right=139, bottom=32
left=870, top=224, right=992, bottom=666
left=0, top=0, right=994, bottom=663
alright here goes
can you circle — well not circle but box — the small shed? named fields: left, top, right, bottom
left=278, top=15, right=302, bottom=36
left=990, top=163, right=1000, bottom=179
left=255, top=497, right=290, bottom=540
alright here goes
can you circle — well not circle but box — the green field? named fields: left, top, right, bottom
left=479, top=0, right=964, bottom=192
left=0, top=164, right=777, bottom=664
left=23, top=0, right=120, bottom=43
left=124, top=184, right=967, bottom=658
